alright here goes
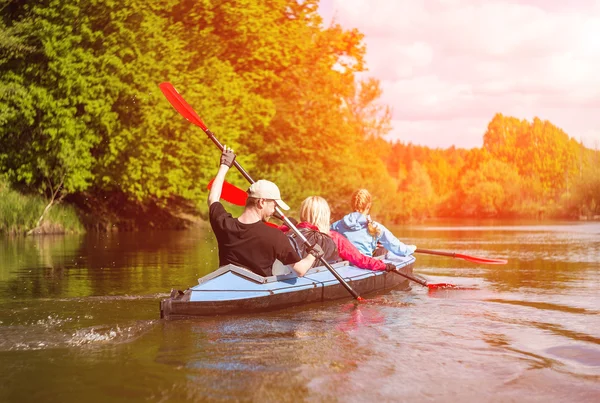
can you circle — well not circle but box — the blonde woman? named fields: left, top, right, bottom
left=331, top=189, right=416, bottom=257
left=289, top=196, right=397, bottom=272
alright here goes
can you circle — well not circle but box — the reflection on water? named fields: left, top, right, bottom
left=1, top=222, right=599, bottom=402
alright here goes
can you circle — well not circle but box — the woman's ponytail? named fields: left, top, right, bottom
left=366, top=215, right=381, bottom=238
left=352, top=189, right=381, bottom=239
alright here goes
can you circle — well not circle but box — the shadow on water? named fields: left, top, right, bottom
left=0, top=229, right=219, bottom=299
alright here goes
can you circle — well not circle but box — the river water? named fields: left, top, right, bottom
left=0, top=221, right=599, bottom=402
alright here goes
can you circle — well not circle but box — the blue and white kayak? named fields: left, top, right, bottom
left=160, top=256, right=415, bottom=319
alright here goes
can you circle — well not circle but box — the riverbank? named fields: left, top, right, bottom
left=0, top=179, right=206, bottom=236
left=2, top=177, right=596, bottom=236
left=69, top=190, right=207, bottom=232
left=0, top=181, right=83, bottom=235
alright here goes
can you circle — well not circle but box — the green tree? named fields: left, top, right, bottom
left=570, top=150, right=600, bottom=217
left=1, top=0, right=106, bottom=229
left=1, top=0, right=404, bottom=229
left=457, top=159, right=522, bottom=217
left=397, top=161, right=436, bottom=221
left=197, top=0, right=394, bottom=214
left=1, top=0, right=274, bottom=226
left=484, top=114, right=580, bottom=200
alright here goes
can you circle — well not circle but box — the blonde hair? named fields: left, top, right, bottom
left=351, top=189, right=381, bottom=238
left=300, top=196, right=331, bottom=233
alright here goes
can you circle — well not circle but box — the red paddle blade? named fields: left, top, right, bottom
left=159, top=82, right=208, bottom=130
left=206, top=179, right=277, bottom=228
left=455, top=254, right=507, bottom=265
left=208, top=179, right=248, bottom=206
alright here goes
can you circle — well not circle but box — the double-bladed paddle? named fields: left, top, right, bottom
left=160, top=82, right=364, bottom=301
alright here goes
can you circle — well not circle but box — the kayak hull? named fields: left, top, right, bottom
left=160, top=256, right=415, bottom=319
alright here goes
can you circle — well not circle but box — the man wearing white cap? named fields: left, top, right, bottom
left=208, top=146, right=322, bottom=277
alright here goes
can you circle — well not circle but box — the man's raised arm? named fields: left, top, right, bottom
left=208, top=146, right=236, bottom=207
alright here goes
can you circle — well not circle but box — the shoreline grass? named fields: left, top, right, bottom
left=0, top=179, right=84, bottom=235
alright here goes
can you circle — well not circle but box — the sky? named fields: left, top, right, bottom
left=318, top=0, right=600, bottom=149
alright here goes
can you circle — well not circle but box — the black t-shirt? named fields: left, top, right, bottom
left=209, top=202, right=301, bottom=276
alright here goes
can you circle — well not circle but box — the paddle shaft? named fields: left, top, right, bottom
left=415, top=248, right=507, bottom=264
left=391, top=269, right=428, bottom=287
left=416, top=248, right=455, bottom=258
left=205, top=129, right=255, bottom=184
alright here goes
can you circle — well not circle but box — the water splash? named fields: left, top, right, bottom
left=0, top=320, right=157, bottom=351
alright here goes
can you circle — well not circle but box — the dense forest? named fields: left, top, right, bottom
left=1, top=0, right=599, bottom=234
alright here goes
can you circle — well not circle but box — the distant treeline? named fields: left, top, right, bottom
left=381, top=114, right=600, bottom=221
left=1, top=0, right=598, bottom=233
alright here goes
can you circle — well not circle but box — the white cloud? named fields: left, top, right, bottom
left=320, top=0, right=600, bottom=148
left=389, top=118, right=485, bottom=149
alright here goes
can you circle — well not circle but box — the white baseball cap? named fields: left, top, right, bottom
left=247, top=180, right=290, bottom=210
